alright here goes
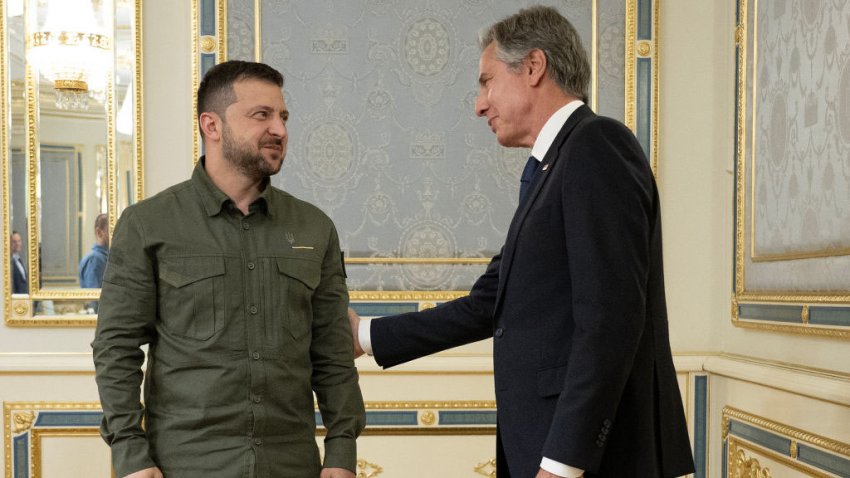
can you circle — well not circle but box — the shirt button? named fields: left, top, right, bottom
left=249, top=305, right=258, bottom=314
left=252, top=395, right=262, bottom=403
left=242, top=223, right=250, bottom=230
left=254, top=438, right=263, bottom=446
left=252, top=351, right=261, bottom=360
left=247, top=262, right=255, bottom=270
left=494, top=327, right=504, bottom=337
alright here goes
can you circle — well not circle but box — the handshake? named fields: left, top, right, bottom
left=346, top=307, right=365, bottom=358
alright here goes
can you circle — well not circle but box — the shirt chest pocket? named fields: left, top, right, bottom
left=269, top=257, right=320, bottom=341
left=158, top=257, right=226, bottom=340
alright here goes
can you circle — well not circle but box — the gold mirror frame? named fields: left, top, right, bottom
left=2, top=0, right=144, bottom=327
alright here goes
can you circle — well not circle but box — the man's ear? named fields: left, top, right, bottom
left=199, top=111, right=222, bottom=141
left=525, top=48, right=547, bottom=87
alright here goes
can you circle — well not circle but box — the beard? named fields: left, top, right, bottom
left=221, top=124, right=284, bottom=180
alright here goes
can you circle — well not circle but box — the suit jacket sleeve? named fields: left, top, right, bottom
left=542, top=118, right=656, bottom=470
left=370, top=252, right=501, bottom=368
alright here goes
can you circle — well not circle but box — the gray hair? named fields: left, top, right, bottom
left=479, top=5, right=590, bottom=102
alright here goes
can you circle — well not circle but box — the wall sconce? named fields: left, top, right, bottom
left=26, top=0, right=113, bottom=110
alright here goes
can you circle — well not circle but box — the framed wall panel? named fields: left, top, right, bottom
left=733, top=0, right=850, bottom=338
left=722, top=407, right=850, bottom=477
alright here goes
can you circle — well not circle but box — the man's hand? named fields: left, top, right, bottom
left=123, top=467, right=163, bottom=478
left=347, top=307, right=364, bottom=358
left=320, top=467, right=355, bottom=478
left=536, top=469, right=580, bottom=478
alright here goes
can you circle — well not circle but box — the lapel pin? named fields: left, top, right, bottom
left=542, top=163, right=549, bottom=171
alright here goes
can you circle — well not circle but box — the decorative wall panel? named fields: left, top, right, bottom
left=722, top=407, right=850, bottom=477
left=733, top=0, right=850, bottom=338
left=193, top=0, right=653, bottom=291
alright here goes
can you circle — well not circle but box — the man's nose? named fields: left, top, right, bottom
left=269, top=116, right=287, bottom=137
left=474, top=93, right=487, bottom=117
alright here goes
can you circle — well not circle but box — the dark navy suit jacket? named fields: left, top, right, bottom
left=11, top=255, right=27, bottom=294
left=370, top=106, right=695, bottom=477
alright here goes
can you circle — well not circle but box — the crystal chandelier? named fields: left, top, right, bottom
left=27, top=0, right=113, bottom=110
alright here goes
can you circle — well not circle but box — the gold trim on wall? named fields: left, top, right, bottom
left=349, top=291, right=468, bottom=301
left=723, top=407, right=850, bottom=458
left=623, top=0, right=660, bottom=175
left=31, top=428, right=106, bottom=478
left=590, top=0, right=598, bottom=112
left=345, top=257, right=490, bottom=265
left=727, top=438, right=832, bottom=478
left=624, top=0, right=636, bottom=131
left=1, top=3, right=9, bottom=321
left=4, top=400, right=496, bottom=477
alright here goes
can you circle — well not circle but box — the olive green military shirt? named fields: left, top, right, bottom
left=92, top=159, right=365, bottom=478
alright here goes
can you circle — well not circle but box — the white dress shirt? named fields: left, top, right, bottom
left=360, top=100, right=587, bottom=478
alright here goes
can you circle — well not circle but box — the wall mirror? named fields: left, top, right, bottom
left=2, top=0, right=143, bottom=326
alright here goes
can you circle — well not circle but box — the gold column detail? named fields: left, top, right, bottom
left=419, top=410, right=436, bottom=426
left=200, top=35, right=217, bottom=54
left=356, top=459, right=383, bottom=478
left=474, top=457, right=497, bottom=477
left=13, top=411, right=36, bottom=433
left=801, top=305, right=810, bottom=324
left=790, top=440, right=798, bottom=459
left=12, top=300, right=30, bottom=317
left=637, top=40, right=652, bottom=57
left=722, top=416, right=730, bottom=441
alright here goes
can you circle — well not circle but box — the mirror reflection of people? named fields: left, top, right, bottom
left=92, top=61, right=365, bottom=478
left=348, top=7, right=694, bottom=478
left=78, top=213, right=109, bottom=288
left=9, top=231, right=28, bottom=293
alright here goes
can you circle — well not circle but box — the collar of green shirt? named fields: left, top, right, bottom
left=193, top=156, right=273, bottom=217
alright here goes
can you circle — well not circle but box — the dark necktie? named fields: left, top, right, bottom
left=519, top=156, right=540, bottom=204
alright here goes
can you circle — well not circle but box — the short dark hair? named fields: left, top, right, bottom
left=94, top=213, right=108, bottom=232
left=196, top=60, right=285, bottom=137
left=479, top=6, right=590, bottom=103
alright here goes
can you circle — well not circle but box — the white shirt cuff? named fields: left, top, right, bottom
left=540, top=457, right=584, bottom=477
left=358, top=319, right=373, bottom=356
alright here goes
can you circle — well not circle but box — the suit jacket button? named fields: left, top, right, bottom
left=494, top=328, right=504, bottom=338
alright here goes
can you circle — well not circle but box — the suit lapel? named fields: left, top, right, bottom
left=494, top=105, right=595, bottom=314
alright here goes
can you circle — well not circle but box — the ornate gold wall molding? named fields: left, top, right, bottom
left=723, top=407, right=850, bottom=478
left=728, top=440, right=773, bottom=478
left=473, top=457, right=496, bottom=477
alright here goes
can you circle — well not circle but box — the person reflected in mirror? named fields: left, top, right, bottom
left=78, top=213, right=109, bottom=289
left=348, top=6, right=694, bottom=478
left=9, top=231, right=27, bottom=294
left=92, top=60, right=364, bottom=478
left=78, top=213, right=109, bottom=313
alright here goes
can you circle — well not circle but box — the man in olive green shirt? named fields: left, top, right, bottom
left=92, top=61, right=365, bottom=478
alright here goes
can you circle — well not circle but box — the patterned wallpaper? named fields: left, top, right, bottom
left=224, top=0, right=625, bottom=290
left=752, top=0, right=850, bottom=257
left=742, top=0, right=850, bottom=292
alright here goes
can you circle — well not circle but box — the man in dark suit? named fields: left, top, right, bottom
left=10, top=231, right=28, bottom=294
left=348, top=6, right=695, bottom=478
